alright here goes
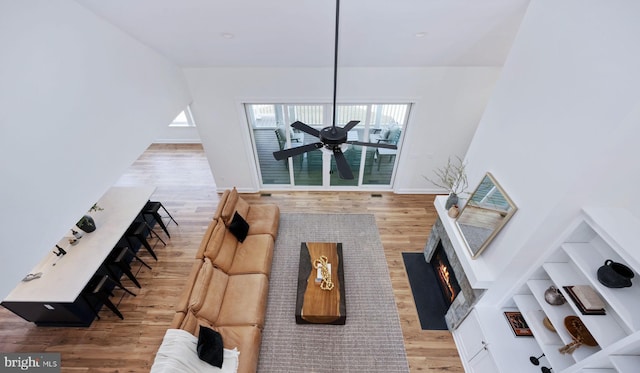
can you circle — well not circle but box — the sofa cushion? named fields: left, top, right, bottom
left=228, top=212, right=249, bottom=243
left=228, top=234, right=274, bottom=277
left=195, top=268, right=229, bottom=324
left=216, top=273, right=268, bottom=328
left=246, top=204, right=280, bottom=239
left=197, top=325, right=224, bottom=368
left=195, top=219, right=218, bottom=260
left=213, top=189, right=230, bottom=220
left=233, top=197, right=251, bottom=223
left=175, top=260, right=205, bottom=313
left=211, top=229, right=239, bottom=273
left=220, top=188, right=239, bottom=225
left=217, top=326, right=261, bottom=373
left=177, top=309, right=200, bottom=335
left=203, top=218, right=226, bottom=262
left=188, top=259, right=214, bottom=312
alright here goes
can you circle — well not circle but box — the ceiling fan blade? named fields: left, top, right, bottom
left=273, top=142, right=322, bottom=160
left=347, top=141, right=397, bottom=150
left=333, top=148, right=354, bottom=179
left=291, top=121, right=320, bottom=138
left=343, top=120, right=360, bottom=132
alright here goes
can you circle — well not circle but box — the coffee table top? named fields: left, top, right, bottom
left=295, top=242, right=346, bottom=325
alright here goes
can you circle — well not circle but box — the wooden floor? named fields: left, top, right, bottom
left=0, top=144, right=463, bottom=373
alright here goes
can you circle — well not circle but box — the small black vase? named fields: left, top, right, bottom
left=445, top=193, right=459, bottom=210
left=77, top=215, right=96, bottom=233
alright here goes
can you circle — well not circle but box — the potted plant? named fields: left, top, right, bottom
left=76, top=203, right=103, bottom=233
left=424, top=156, right=468, bottom=210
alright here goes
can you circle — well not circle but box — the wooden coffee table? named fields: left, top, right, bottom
left=295, top=242, right=346, bottom=325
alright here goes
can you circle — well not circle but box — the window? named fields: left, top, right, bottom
left=169, top=105, right=196, bottom=127
left=246, top=103, right=411, bottom=188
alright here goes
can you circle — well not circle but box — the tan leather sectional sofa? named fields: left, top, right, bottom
left=170, top=188, right=279, bottom=373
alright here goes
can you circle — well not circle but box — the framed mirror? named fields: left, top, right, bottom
left=455, top=172, right=517, bottom=259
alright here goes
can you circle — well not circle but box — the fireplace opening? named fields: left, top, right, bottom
left=430, top=241, right=461, bottom=306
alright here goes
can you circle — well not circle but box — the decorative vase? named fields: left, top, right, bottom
left=445, top=193, right=458, bottom=210
left=77, top=215, right=96, bottom=233
left=597, top=259, right=634, bottom=288
left=448, top=205, right=460, bottom=218
left=544, top=285, right=566, bottom=305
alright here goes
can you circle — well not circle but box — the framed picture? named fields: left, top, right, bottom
left=504, top=311, right=532, bottom=337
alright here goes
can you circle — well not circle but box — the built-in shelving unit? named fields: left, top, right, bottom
left=452, top=207, right=640, bottom=372
left=510, top=208, right=640, bottom=372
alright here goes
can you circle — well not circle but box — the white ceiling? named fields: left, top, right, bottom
left=75, top=0, right=531, bottom=68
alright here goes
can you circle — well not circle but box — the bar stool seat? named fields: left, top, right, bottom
left=142, top=201, right=178, bottom=238
left=125, top=221, right=165, bottom=261
left=82, top=274, right=135, bottom=320
left=106, top=246, right=152, bottom=288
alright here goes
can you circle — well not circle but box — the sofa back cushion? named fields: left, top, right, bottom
left=203, top=218, right=226, bottom=262
left=213, top=189, right=230, bottom=220
left=175, top=260, right=205, bottom=313
left=221, top=188, right=251, bottom=226
left=195, top=219, right=218, bottom=260
left=220, top=188, right=239, bottom=225
left=195, top=267, right=229, bottom=325
left=212, top=229, right=239, bottom=273
left=188, top=258, right=215, bottom=312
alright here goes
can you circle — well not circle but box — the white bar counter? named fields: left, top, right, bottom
left=1, top=186, right=155, bottom=325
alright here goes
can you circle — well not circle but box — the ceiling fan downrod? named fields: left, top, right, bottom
left=330, top=0, right=340, bottom=132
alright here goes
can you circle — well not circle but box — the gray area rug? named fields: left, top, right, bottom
left=257, top=213, right=409, bottom=373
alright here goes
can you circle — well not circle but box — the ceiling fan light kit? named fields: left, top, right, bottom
left=272, top=0, right=398, bottom=180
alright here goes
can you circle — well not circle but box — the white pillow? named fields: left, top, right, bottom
left=151, top=329, right=239, bottom=373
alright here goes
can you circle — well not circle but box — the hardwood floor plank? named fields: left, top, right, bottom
left=0, top=144, right=463, bottom=373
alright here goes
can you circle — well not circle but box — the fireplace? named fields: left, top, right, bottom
left=424, top=217, right=485, bottom=330
left=431, top=242, right=461, bottom=307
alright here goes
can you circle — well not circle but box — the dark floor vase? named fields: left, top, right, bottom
left=77, top=215, right=96, bottom=233
left=445, top=193, right=459, bottom=210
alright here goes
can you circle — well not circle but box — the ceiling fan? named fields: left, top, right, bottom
left=272, top=0, right=398, bottom=180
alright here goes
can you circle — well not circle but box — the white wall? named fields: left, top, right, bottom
left=0, top=0, right=191, bottom=299
left=155, top=126, right=201, bottom=143
left=461, top=0, right=640, bottom=304
left=184, top=66, right=500, bottom=192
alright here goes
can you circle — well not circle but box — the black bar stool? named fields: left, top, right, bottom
left=125, top=221, right=165, bottom=261
left=142, top=201, right=178, bottom=238
left=82, top=274, right=136, bottom=320
left=106, top=246, right=152, bottom=288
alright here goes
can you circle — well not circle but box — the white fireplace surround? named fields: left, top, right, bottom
left=433, top=196, right=497, bottom=289
left=423, top=196, right=491, bottom=330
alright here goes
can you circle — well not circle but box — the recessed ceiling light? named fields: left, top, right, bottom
left=414, top=32, right=427, bottom=38
left=221, top=32, right=235, bottom=39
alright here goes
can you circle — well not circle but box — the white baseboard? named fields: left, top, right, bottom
left=154, top=138, right=202, bottom=144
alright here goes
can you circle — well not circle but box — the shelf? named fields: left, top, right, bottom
left=580, top=369, right=616, bottom=373
left=526, top=280, right=576, bottom=342
left=563, top=242, right=640, bottom=332
left=472, top=306, right=540, bottom=373
left=544, top=262, right=629, bottom=348
left=513, top=294, right=577, bottom=370
left=610, top=355, right=640, bottom=373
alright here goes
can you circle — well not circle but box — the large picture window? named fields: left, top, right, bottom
left=246, top=103, right=410, bottom=188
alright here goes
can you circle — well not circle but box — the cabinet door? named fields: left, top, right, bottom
left=455, top=310, right=487, bottom=361
left=468, top=350, right=498, bottom=373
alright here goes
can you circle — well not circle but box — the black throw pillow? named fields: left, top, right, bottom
left=228, top=211, right=250, bottom=242
left=197, top=325, right=224, bottom=368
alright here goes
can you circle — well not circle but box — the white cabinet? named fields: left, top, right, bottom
left=509, top=208, right=640, bottom=372
left=454, top=309, right=498, bottom=373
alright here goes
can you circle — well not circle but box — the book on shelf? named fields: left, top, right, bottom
left=563, top=285, right=606, bottom=315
